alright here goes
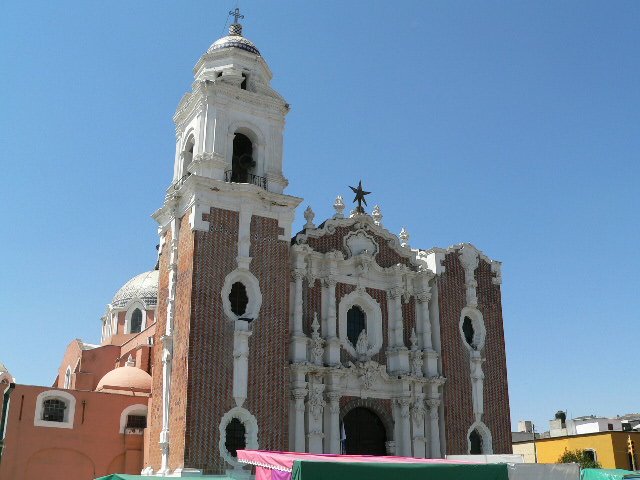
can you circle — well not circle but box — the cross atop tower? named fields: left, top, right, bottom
left=229, top=8, right=244, bottom=24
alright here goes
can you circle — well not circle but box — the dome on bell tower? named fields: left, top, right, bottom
left=208, top=22, right=260, bottom=56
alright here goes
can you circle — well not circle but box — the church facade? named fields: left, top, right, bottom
left=0, top=14, right=511, bottom=479
left=145, top=16, right=511, bottom=477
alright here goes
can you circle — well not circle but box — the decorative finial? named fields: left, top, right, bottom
left=409, top=328, right=418, bottom=351
left=333, top=195, right=345, bottom=219
left=349, top=180, right=371, bottom=214
left=371, top=205, right=383, bottom=226
left=303, top=206, right=316, bottom=229
left=228, top=8, right=245, bottom=35
left=399, top=227, right=409, bottom=247
left=125, top=354, right=135, bottom=367
left=311, top=312, right=320, bottom=335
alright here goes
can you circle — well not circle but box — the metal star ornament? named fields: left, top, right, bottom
left=349, top=180, right=371, bottom=213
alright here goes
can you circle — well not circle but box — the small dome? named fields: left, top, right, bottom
left=207, top=23, right=260, bottom=56
left=111, top=270, right=158, bottom=309
left=96, top=365, right=152, bottom=393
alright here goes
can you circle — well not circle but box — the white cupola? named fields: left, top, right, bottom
left=172, top=11, right=290, bottom=194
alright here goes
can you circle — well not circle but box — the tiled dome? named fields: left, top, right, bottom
left=111, top=271, right=158, bottom=309
left=96, top=365, right=152, bottom=393
left=207, top=23, right=260, bottom=56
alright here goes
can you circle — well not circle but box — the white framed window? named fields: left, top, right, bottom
left=119, top=403, right=148, bottom=433
left=338, top=289, right=383, bottom=358
left=34, top=390, right=76, bottom=429
left=466, top=421, right=493, bottom=454
left=459, top=306, right=486, bottom=352
left=219, top=407, right=258, bottom=467
left=124, top=302, right=147, bottom=334
left=221, top=269, right=262, bottom=323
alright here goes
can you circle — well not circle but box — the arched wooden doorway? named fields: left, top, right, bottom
left=342, top=407, right=387, bottom=455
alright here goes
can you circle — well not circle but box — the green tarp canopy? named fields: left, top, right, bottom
left=581, top=469, right=640, bottom=480
left=292, top=460, right=509, bottom=480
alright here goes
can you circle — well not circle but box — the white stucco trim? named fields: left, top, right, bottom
left=221, top=269, right=262, bottom=322
left=459, top=307, right=486, bottom=352
left=338, top=289, right=383, bottom=357
left=119, top=403, right=148, bottom=433
left=34, top=390, right=76, bottom=429
left=124, top=301, right=147, bottom=334
left=63, top=366, right=72, bottom=389
left=219, top=407, right=259, bottom=467
left=467, top=421, right=493, bottom=454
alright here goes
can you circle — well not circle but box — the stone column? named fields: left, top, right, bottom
left=292, top=388, right=307, bottom=452
left=159, top=211, right=180, bottom=475
left=411, top=393, right=427, bottom=458
left=325, top=392, right=341, bottom=454
left=393, top=397, right=412, bottom=456
left=290, top=268, right=308, bottom=363
left=306, top=380, right=325, bottom=453
left=417, top=291, right=439, bottom=377
left=388, top=286, right=409, bottom=374
left=324, top=277, right=340, bottom=366
left=427, top=398, right=442, bottom=458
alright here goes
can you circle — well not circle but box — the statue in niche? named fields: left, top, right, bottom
left=355, top=329, right=370, bottom=361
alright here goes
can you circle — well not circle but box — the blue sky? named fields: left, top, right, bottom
left=1, top=1, right=638, bottom=433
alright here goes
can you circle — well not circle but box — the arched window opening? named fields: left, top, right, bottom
left=469, top=429, right=483, bottom=454
left=462, top=316, right=475, bottom=349
left=241, top=73, right=248, bottom=90
left=225, top=418, right=246, bottom=458
left=347, top=305, right=366, bottom=346
left=343, top=407, right=387, bottom=455
left=229, top=282, right=249, bottom=318
left=231, top=133, right=254, bottom=183
left=63, top=367, right=72, bottom=389
left=183, top=136, right=195, bottom=175
left=584, top=449, right=597, bottom=462
left=130, top=308, right=143, bottom=334
left=42, top=399, right=67, bottom=423
left=126, top=414, right=147, bottom=429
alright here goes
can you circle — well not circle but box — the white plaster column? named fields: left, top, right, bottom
left=324, top=391, right=341, bottom=454
left=459, top=246, right=479, bottom=308
left=411, top=392, right=427, bottom=458
left=393, top=397, right=412, bottom=456
left=427, top=398, right=442, bottom=458
left=387, top=286, right=409, bottom=374
left=324, top=275, right=340, bottom=366
left=416, top=290, right=439, bottom=378
left=306, top=380, right=325, bottom=453
left=232, top=320, right=252, bottom=407
left=159, top=209, right=180, bottom=475
left=292, top=388, right=307, bottom=452
left=290, top=257, right=308, bottom=362
left=470, top=350, right=485, bottom=421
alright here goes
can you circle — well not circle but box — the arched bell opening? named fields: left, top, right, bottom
left=230, top=133, right=255, bottom=183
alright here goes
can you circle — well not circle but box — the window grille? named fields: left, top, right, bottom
left=347, top=305, right=366, bottom=346
left=126, top=414, right=147, bottom=429
left=131, top=308, right=143, bottom=333
left=225, top=418, right=246, bottom=457
left=42, top=399, right=66, bottom=422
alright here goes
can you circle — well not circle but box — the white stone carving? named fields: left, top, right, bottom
left=221, top=269, right=262, bottom=322
left=344, top=229, right=379, bottom=258
left=458, top=245, right=480, bottom=307
left=470, top=350, right=485, bottom=420
left=466, top=421, right=493, bottom=454
left=308, top=382, right=326, bottom=422
left=309, top=313, right=325, bottom=366
left=304, top=206, right=316, bottom=229
left=371, top=205, right=383, bottom=226
left=233, top=321, right=252, bottom=407
left=399, top=227, right=410, bottom=248
left=355, top=330, right=371, bottom=362
left=338, top=289, right=383, bottom=358
left=219, top=407, right=259, bottom=468
left=491, top=260, right=502, bottom=285
left=333, top=195, right=345, bottom=219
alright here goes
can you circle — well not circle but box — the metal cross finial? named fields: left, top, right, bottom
left=229, top=7, right=244, bottom=24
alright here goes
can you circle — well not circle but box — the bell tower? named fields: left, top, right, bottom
left=147, top=11, right=302, bottom=477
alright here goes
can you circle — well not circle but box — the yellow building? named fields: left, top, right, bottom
left=513, top=431, right=640, bottom=470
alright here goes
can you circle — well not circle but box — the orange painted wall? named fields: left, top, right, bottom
left=0, top=385, right=150, bottom=480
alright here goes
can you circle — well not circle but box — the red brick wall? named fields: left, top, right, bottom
left=302, top=281, right=322, bottom=335
left=476, top=259, right=511, bottom=454
left=402, top=297, right=416, bottom=348
left=181, top=208, right=238, bottom=473
left=437, top=252, right=511, bottom=454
